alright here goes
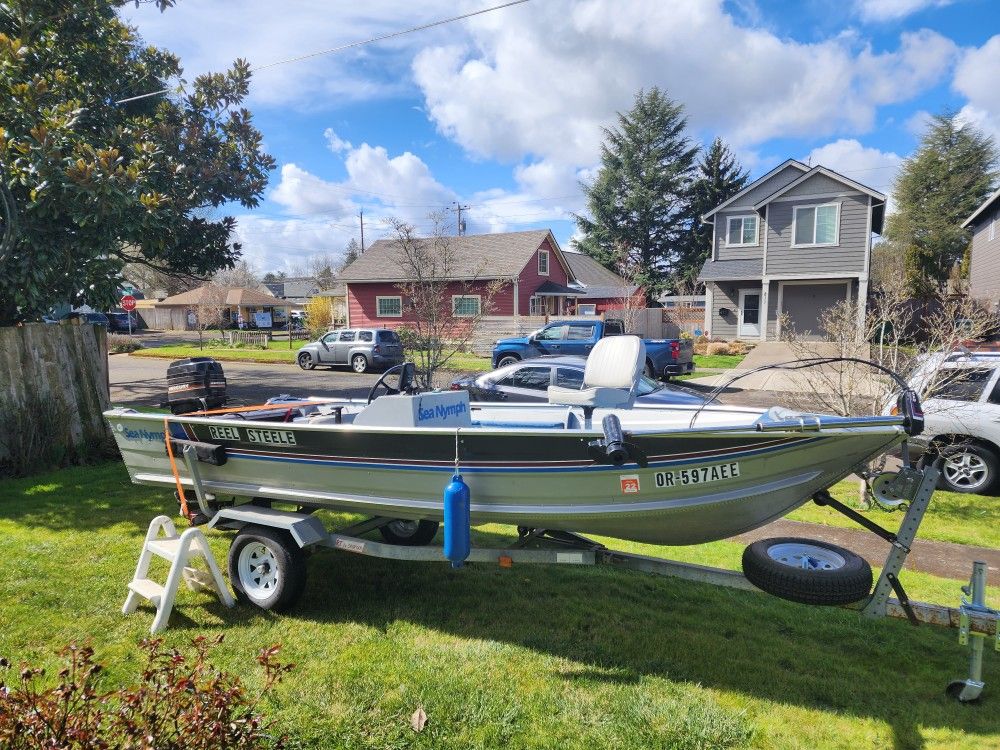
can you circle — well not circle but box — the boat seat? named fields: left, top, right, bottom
left=547, top=335, right=646, bottom=410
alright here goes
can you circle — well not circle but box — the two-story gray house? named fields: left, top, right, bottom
left=962, top=187, right=1000, bottom=306
left=698, top=159, right=886, bottom=341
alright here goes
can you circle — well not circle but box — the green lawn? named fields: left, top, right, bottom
left=692, top=353, right=746, bottom=370
left=788, top=479, right=1000, bottom=549
left=1, top=462, right=997, bottom=749
left=132, top=342, right=493, bottom=372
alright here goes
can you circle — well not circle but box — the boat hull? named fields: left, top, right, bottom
left=107, top=408, right=904, bottom=546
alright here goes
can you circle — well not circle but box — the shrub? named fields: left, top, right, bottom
left=108, top=334, right=143, bottom=354
left=706, top=341, right=732, bottom=356
left=0, top=637, right=292, bottom=750
left=0, top=393, right=72, bottom=476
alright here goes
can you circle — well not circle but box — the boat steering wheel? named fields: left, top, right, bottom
left=367, top=362, right=417, bottom=404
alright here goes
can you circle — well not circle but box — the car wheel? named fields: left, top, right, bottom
left=297, top=351, right=315, bottom=370
left=379, top=519, right=440, bottom=546
left=351, top=354, right=369, bottom=373
left=936, top=444, right=998, bottom=494
left=228, top=525, right=307, bottom=612
left=497, top=355, right=519, bottom=368
left=741, top=537, right=872, bottom=606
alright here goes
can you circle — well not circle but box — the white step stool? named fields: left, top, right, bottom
left=123, top=515, right=235, bottom=633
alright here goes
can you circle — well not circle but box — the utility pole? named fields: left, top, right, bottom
left=452, top=201, right=469, bottom=236
left=359, top=208, right=365, bottom=252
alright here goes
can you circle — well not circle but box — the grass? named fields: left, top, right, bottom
left=693, top=353, right=746, bottom=370
left=132, top=342, right=493, bottom=372
left=788, top=479, right=1000, bottom=549
left=1, top=461, right=997, bottom=749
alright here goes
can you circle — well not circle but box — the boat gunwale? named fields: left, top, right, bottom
left=104, top=407, right=908, bottom=440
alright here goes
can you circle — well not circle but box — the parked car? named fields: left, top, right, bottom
left=296, top=328, right=404, bottom=373
left=888, top=351, right=1000, bottom=494
left=491, top=319, right=695, bottom=380
left=450, top=355, right=706, bottom=405
left=106, top=311, right=139, bottom=333
left=60, top=311, right=109, bottom=327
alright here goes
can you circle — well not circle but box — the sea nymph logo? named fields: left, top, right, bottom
left=619, top=474, right=640, bottom=494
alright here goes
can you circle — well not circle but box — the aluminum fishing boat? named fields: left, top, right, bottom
left=107, top=336, right=921, bottom=546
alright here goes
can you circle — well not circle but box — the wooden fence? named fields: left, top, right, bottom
left=0, top=323, right=111, bottom=468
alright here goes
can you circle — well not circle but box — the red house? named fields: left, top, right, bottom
left=338, top=230, right=587, bottom=328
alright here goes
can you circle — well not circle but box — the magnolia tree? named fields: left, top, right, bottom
left=387, top=217, right=503, bottom=388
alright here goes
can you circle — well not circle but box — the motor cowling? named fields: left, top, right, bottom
left=166, top=357, right=227, bottom=414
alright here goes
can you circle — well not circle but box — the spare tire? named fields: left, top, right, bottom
left=742, top=537, right=872, bottom=606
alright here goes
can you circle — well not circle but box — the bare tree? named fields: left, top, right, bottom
left=610, top=241, right=646, bottom=333
left=387, top=217, right=504, bottom=387
left=213, top=260, right=260, bottom=289
left=193, top=285, right=230, bottom=350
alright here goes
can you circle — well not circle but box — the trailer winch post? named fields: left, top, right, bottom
left=859, top=459, right=940, bottom=620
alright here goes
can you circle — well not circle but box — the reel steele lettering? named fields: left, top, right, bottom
left=655, top=462, right=740, bottom=488
left=207, top=425, right=297, bottom=446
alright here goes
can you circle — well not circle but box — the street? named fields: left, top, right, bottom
left=110, top=352, right=384, bottom=407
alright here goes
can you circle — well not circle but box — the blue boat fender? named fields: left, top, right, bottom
left=443, top=474, right=471, bottom=568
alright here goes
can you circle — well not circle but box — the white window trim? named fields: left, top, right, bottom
left=576, top=303, right=597, bottom=315
left=537, top=249, right=550, bottom=276
left=375, top=295, right=402, bottom=318
left=725, top=215, right=759, bottom=247
left=791, top=202, right=841, bottom=248
left=451, top=294, right=482, bottom=317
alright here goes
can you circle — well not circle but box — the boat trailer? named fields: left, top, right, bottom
left=128, top=445, right=998, bottom=702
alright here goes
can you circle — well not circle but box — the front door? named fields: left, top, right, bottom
left=738, top=289, right=761, bottom=338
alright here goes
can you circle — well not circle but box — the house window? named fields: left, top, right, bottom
left=726, top=215, right=758, bottom=246
left=577, top=303, right=597, bottom=315
left=793, top=203, right=840, bottom=247
left=376, top=296, right=402, bottom=317
left=452, top=295, right=481, bottom=317
left=538, top=249, right=549, bottom=275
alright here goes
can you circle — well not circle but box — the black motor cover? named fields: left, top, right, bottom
left=167, top=357, right=227, bottom=414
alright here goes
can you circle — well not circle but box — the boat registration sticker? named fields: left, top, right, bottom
left=619, top=475, right=641, bottom=494
left=655, top=462, right=740, bottom=487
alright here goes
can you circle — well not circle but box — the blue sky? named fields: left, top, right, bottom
left=121, top=0, right=1000, bottom=273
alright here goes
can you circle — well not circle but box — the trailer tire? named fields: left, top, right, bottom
left=379, top=519, right=440, bottom=546
left=228, top=525, right=307, bottom=611
left=741, top=537, right=872, bottom=606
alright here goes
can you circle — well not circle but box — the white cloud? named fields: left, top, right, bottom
left=953, top=35, right=1000, bottom=140
left=804, top=139, right=902, bottom=197
left=121, top=0, right=457, bottom=108
left=854, top=0, right=953, bottom=22
left=323, top=128, right=352, bottom=154
left=412, top=0, right=956, bottom=172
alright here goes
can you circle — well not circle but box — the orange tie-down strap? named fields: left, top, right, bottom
left=162, top=399, right=343, bottom=517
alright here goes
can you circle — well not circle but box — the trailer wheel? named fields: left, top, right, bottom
left=741, top=537, right=872, bottom=606
left=228, top=525, right=307, bottom=611
left=379, top=519, right=440, bottom=546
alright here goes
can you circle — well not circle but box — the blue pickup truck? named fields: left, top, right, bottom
left=491, top=319, right=695, bottom=380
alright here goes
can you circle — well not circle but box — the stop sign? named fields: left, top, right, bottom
left=120, top=295, right=137, bottom=312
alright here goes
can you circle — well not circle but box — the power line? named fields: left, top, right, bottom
left=115, top=0, right=531, bottom=105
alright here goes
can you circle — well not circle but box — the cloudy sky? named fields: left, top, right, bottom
left=121, top=0, right=1000, bottom=273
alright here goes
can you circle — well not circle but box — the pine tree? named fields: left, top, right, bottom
left=676, top=138, right=749, bottom=283
left=884, top=113, right=998, bottom=296
left=574, top=88, right=698, bottom=302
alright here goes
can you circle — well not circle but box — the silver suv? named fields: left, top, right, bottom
left=296, top=328, right=404, bottom=373
left=892, top=351, right=1000, bottom=494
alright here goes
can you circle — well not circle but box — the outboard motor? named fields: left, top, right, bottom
left=167, top=357, right=227, bottom=414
